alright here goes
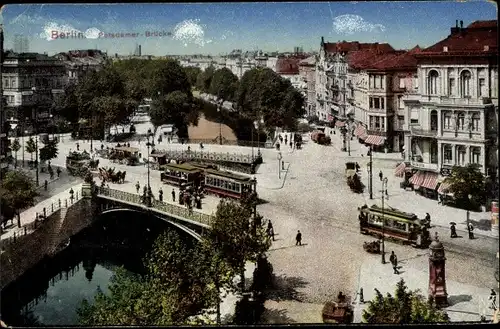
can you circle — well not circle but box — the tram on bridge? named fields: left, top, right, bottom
left=160, top=162, right=256, bottom=200
left=358, top=204, right=431, bottom=248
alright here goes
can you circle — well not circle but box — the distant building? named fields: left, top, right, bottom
left=13, top=34, right=29, bottom=53
left=2, top=52, right=65, bottom=131
left=299, top=56, right=316, bottom=116
left=54, top=49, right=108, bottom=85
left=0, top=24, right=10, bottom=175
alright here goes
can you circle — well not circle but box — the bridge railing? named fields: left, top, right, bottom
left=1, top=191, right=81, bottom=251
left=98, top=187, right=214, bottom=226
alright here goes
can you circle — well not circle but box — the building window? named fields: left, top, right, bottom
left=448, top=78, right=455, bottom=96
left=443, top=145, right=452, bottom=164
left=399, top=77, right=405, bottom=89
left=471, top=147, right=481, bottom=164
left=457, top=146, right=466, bottom=166
left=369, top=116, right=374, bottom=130
left=471, top=113, right=480, bottom=131
left=380, top=117, right=385, bottom=130
left=413, top=75, right=418, bottom=90
left=460, top=70, right=471, bottom=97
left=4, top=79, right=9, bottom=88
left=478, top=78, right=486, bottom=97
left=428, top=70, right=439, bottom=95
left=457, top=113, right=465, bottom=130
left=444, top=112, right=452, bottom=129
left=381, top=98, right=385, bottom=109
left=374, top=117, right=380, bottom=129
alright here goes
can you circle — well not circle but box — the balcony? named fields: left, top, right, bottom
left=423, top=95, right=492, bottom=106
left=410, top=125, right=437, bottom=137
left=410, top=160, right=439, bottom=171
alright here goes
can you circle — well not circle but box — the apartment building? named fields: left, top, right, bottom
left=276, top=57, right=304, bottom=91
left=2, top=52, right=65, bottom=131
left=0, top=24, right=9, bottom=175
left=403, top=20, right=498, bottom=192
left=299, top=56, right=316, bottom=116
left=55, top=49, right=108, bottom=86
left=315, top=38, right=395, bottom=122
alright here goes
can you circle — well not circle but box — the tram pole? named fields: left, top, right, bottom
left=381, top=177, right=388, bottom=264
left=369, top=145, right=373, bottom=199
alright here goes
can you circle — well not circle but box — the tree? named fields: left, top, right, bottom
left=444, top=164, right=486, bottom=210
left=11, top=138, right=21, bottom=168
left=39, top=138, right=59, bottom=164
left=77, top=230, right=217, bottom=325
left=1, top=171, right=38, bottom=228
left=151, top=59, right=192, bottom=98
left=184, top=67, right=202, bottom=88
left=362, top=278, right=449, bottom=324
left=205, top=199, right=271, bottom=294
left=196, top=66, right=215, bottom=93
left=209, top=68, right=239, bottom=101
left=25, top=137, right=36, bottom=162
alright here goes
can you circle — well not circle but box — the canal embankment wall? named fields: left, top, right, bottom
left=0, top=198, right=95, bottom=290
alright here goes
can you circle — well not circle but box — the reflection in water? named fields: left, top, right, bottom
left=1, top=211, right=190, bottom=326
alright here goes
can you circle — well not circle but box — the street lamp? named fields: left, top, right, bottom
left=467, top=194, right=473, bottom=239
left=217, top=100, right=224, bottom=145
left=49, top=114, right=54, bottom=141
left=381, top=176, right=388, bottom=264
left=369, top=145, right=373, bottom=199
left=9, top=118, right=18, bottom=168
left=277, top=151, right=282, bottom=179
left=146, top=128, right=153, bottom=206
left=32, top=87, right=40, bottom=187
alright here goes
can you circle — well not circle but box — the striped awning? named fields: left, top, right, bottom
left=394, top=162, right=406, bottom=177
left=437, top=181, right=451, bottom=194
left=409, top=170, right=426, bottom=186
left=421, top=172, right=439, bottom=190
left=354, top=124, right=367, bottom=139
left=335, top=121, right=346, bottom=127
left=364, top=135, right=385, bottom=146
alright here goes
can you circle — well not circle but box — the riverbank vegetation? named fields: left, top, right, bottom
left=77, top=198, right=271, bottom=325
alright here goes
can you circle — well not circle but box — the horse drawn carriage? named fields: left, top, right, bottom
left=98, top=167, right=126, bottom=184
left=322, top=293, right=353, bottom=323
left=109, top=146, right=140, bottom=166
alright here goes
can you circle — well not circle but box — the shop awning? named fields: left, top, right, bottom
left=354, top=124, right=367, bottom=139
left=409, top=170, right=426, bottom=187
left=335, top=121, right=346, bottom=127
left=421, top=172, right=439, bottom=190
left=437, top=181, right=451, bottom=194
left=364, top=135, right=385, bottom=146
left=394, top=162, right=406, bottom=177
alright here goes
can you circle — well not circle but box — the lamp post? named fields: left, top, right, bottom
left=277, top=151, right=282, bottom=179
left=217, top=100, right=223, bottom=145
left=251, top=124, right=255, bottom=161
left=32, top=87, right=39, bottom=187
left=49, top=114, right=54, bottom=141
left=9, top=118, right=18, bottom=168
left=146, top=128, right=152, bottom=206
left=369, top=145, right=373, bottom=199
left=381, top=176, right=388, bottom=264
left=467, top=194, right=473, bottom=239
left=347, top=123, right=351, bottom=156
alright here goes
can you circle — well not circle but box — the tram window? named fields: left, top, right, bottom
left=393, top=221, right=407, bottom=231
left=223, top=181, right=228, bottom=189
left=236, top=184, right=240, bottom=193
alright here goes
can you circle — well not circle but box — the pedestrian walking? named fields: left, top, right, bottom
left=172, top=189, right=176, bottom=202
left=267, top=221, right=275, bottom=241
left=468, top=223, right=475, bottom=239
left=379, top=170, right=383, bottom=181
left=289, top=141, right=293, bottom=149
left=101, top=143, right=104, bottom=150
left=489, top=289, right=497, bottom=310
left=450, top=223, right=458, bottom=238
left=295, top=230, right=302, bottom=246
left=389, top=251, right=399, bottom=274
left=136, top=182, right=140, bottom=194
left=159, top=188, right=163, bottom=202
left=44, top=180, right=48, bottom=191
left=425, top=212, right=431, bottom=222
left=56, top=167, right=61, bottom=178
left=76, top=142, right=80, bottom=151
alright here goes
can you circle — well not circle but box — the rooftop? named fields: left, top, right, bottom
left=276, top=57, right=301, bottom=75
left=322, top=40, right=395, bottom=54
left=299, top=55, right=316, bottom=66
left=417, top=20, right=497, bottom=56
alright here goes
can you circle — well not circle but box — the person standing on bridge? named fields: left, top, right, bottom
left=159, top=188, right=163, bottom=202
left=295, top=230, right=302, bottom=246
left=136, top=182, right=140, bottom=194
left=172, top=188, right=176, bottom=202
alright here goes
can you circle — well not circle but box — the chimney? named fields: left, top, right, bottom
left=460, top=20, right=463, bottom=29
left=456, top=20, right=459, bottom=28
left=321, top=36, right=324, bottom=45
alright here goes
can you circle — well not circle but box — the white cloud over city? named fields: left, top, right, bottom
left=332, top=14, right=386, bottom=34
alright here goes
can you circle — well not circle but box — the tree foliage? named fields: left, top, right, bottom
left=25, top=137, right=36, bottom=161
left=77, top=230, right=217, bottom=325
left=196, top=66, right=216, bottom=93
left=209, top=68, right=239, bottom=101
left=39, top=138, right=58, bottom=163
left=235, top=67, right=305, bottom=130
left=362, top=279, right=449, bottom=324
left=11, top=138, right=21, bottom=167
left=184, top=67, right=202, bottom=87
left=1, top=171, right=38, bottom=228
left=444, top=164, right=486, bottom=210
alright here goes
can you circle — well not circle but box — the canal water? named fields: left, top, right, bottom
left=1, top=211, right=194, bottom=326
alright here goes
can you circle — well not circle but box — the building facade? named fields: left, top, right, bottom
left=0, top=24, right=10, bottom=175
left=2, top=52, right=65, bottom=131
left=299, top=56, right=316, bottom=117
left=55, top=49, right=108, bottom=86
left=404, top=20, right=498, bottom=185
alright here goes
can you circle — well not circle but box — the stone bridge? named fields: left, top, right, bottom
left=96, top=187, right=216, bottom=241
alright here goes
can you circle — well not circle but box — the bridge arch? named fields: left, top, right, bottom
left=97, top=208, right=202, bottom=242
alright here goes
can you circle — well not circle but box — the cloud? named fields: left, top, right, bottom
left=172, top=19, right=212, bottom=47
left=332, top=14, right=386, bottom=34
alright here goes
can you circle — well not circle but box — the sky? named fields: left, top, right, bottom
left=0, top=2, right=497, bottom=56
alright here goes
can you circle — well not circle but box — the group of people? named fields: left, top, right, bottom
left=276, top=133, right=298, bottom=151
left=266, top=220, right=303, bottom=246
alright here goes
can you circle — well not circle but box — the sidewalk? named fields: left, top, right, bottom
left=1, top=183, right=83, bottom=241
left=352, top=256, right=497, bottom=323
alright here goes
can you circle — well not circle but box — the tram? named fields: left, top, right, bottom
left=358, top=204, right=431, bottom=248
left=160, top=163, right=203, bottom=189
